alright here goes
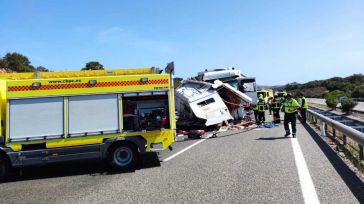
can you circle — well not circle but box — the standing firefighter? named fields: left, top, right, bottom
left=268, top=97, right=273, bottom=115
left=271, top=94, right=281, bottom=123
left=253, top=104, right=259, bottom=123
left=256, top=95, right=267, bottom=124
left=299, top=94, right=308, bottom=124
left=282, top=93, right=299, bottom=137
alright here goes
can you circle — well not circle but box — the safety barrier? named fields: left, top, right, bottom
left=353, top=98, right=364, bottom=102
left=306, top=109, right=364, bottom=161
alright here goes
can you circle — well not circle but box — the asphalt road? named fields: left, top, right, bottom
left=0, top=121, right=363, bottom=203
left=308, top=98, right=364, bottom=112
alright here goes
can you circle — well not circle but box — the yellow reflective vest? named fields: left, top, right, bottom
left=257, top=101, right=266, bottom=112
left=283, top=99, right=299, bottom=113
left=271, top=100, right=281, bottom=109
left=301, top=97, right=308, bottom=109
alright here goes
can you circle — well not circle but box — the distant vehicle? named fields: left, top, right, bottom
left=0, top=66, right=176, bottom=180
left=257, top=89, right=273, bottom=103
left=338, top=96, right=348, bottom=103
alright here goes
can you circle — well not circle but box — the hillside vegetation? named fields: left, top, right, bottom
left=283, top=74, right=364, bottom=98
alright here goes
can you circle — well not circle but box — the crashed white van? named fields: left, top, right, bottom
left=175, top=80, right=232, bottom=127
left=175, top=78, right=252, bottom=128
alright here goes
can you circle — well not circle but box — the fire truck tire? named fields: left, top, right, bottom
left=0, top=154, right=10, bottom=181
left=108, top=142, right=138, bottom=171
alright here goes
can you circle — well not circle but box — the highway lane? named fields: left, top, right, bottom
left=308, top=98, right=364, bottom=112
left=0, top=122, right=363, bottom=203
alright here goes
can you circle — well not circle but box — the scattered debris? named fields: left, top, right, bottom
left=257, top=122, right=279, bottom=128
left=188, top=130, right=206, bottom=139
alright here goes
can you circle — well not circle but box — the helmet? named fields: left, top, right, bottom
left=258, top=94, right=263, bottom=99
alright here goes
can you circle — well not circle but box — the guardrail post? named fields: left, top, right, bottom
left=332, top=128, right=336, bottom=138
left=343, top=134, right=347, bottom=146
left=359, top=145, right=363, bottom=160
left=320, top=121, right=326, bottom=136
left=308, top=113, right=312, bottom=123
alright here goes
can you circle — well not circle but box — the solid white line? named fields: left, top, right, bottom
left=162, top=134, right=213, bottom=162
left=290, top=135, right=320, bottom=204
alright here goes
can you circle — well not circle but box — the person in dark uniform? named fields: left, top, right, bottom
left=299, top=94, right=308, bottom=124
left=256, top=95, right=267, bottom=125
left=271, top=94, right=281, bottom=123
left=253, top=104, right=258, bottom=123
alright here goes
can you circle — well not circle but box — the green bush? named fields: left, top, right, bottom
left=324, top=90, right=344, bottom=109
left=341, top=98, right=357, bottom=114
left=325, top=94, right=339, bottom=109
left=352, top=84, right=364, bottom=98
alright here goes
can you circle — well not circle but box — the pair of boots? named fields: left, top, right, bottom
left=285, top=132, right=296, bottom=138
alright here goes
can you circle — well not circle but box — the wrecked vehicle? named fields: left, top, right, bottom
left=175, top=67, right=256, bottom=128
left=175, top=80, right=232, bottom=128
left=197, top=67, right=257, bottom=103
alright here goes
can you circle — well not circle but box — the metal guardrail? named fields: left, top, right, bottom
left=353, top=98, right=364, bottom=102
left=308, top=98, right=364, bottom=114
left=307, top=109, right=364, bottom=160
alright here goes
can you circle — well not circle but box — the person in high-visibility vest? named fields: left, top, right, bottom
left=253, top=104, right=259, bottom=123
left=281, top=92, right=287, bottom=103
left=299, top=94, right=308, bottom=124
left=256, top=95, right=267, bottom=125
left=268, top=97, right=273, bottom=115
left=271, top=94, right=281, bottom=123
left=282, top=93, right=299, bottom=137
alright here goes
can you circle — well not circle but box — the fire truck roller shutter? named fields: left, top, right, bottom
left=9, top=97, right=64, bottom=141
left=68, top=94, right=119, bottom=136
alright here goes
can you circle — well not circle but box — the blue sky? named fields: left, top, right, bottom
left=0, top=0, right=363, bottom=85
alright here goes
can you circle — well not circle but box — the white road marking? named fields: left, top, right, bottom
left=162, top=134, right=213, bottom=162
left=289, top=125, right=320, bottom=204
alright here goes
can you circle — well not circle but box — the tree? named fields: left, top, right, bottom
left=324, top=90, right=347, bottom=110
left=0, top=59, right=6, bottom=68
left=2, top=52, right=34, bottom=72
left=36, top=66, right=49, bottom=72
left=352, top=84, right=364, bottom=98
left=341, top=98, right=357, bottom=114
left=81, top=61, right=104, bottom=70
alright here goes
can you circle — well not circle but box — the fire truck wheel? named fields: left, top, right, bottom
left=108, top=142, right=138, bottom=171
left=0, top=155, right=10, bottom=181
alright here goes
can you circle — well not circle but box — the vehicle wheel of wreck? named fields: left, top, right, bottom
left=0, top=155, right=10, bottom=180
left=108, top=143, right=138, bottom=171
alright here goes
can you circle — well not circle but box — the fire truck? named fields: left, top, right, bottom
left=0, top=64, right=175, bottom=179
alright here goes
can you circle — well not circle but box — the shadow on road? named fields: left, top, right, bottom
left=303, top=123, right=364, bottom=203
left=2, top=152, right=161, bottom=183
left=256, top=136, right=288, bottom=140
left=206, top=128, right=257, bottom=139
